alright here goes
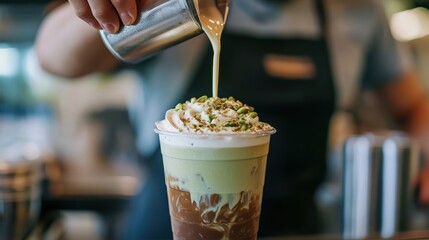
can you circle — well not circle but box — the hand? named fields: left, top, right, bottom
left=67, top=0, right=139, bottom=33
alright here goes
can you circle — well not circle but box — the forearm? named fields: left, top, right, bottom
left=35, top=3, right=119, bottom=78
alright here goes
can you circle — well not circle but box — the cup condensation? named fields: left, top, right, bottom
left=155, top=129, right=275, bottom=240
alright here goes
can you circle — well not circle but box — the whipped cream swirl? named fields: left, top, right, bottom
left=156, top=96, right=274, bottom=133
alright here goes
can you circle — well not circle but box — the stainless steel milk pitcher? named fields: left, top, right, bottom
left=100, top=0, right=202, bottom=63
left=342, top=132, right=421, bottom=239
left=101, top=0, right=230, bottom=63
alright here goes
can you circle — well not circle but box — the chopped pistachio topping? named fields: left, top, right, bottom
left=197, top=95, right=208, bottom=103
left=175, top=103, right=183, bottom=111
left=161, top=96, right=274, bottom=133
left=249, top=112, right=258, bottom=118
left=237, top=107, right=249, bottom=115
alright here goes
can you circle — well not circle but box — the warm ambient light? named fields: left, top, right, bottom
left=391, top=7, right=429, bottom=42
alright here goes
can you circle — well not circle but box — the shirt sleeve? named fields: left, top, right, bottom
left=361, top=2, right=413, bottom=89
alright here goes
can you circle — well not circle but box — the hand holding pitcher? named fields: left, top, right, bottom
left=67, top=0, right=142, bottom=33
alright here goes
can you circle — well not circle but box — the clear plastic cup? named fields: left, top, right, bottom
left=155, top=129, right=275, bottom=240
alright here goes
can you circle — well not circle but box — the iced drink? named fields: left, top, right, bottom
left=155, top=96, right=275, bottom=240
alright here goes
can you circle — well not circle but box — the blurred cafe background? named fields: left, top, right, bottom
left=1, top=0, right=429, bottom=239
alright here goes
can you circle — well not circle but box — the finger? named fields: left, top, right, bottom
left=88, top=0, right=120, bottom=33
left=68, top=0, right=102, bottom=29
left=111, top=0, right=138, bottom=26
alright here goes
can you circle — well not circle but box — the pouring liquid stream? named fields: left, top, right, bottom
left=194, top=0, right=229, bottom=98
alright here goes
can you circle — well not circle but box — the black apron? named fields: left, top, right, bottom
left=183, top=0, right=335, bottom=235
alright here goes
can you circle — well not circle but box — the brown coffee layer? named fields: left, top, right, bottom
left=167, top=187, right=261, bottom=239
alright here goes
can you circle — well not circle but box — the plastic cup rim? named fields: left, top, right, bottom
left=154, top=128, right=276, bottom=139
